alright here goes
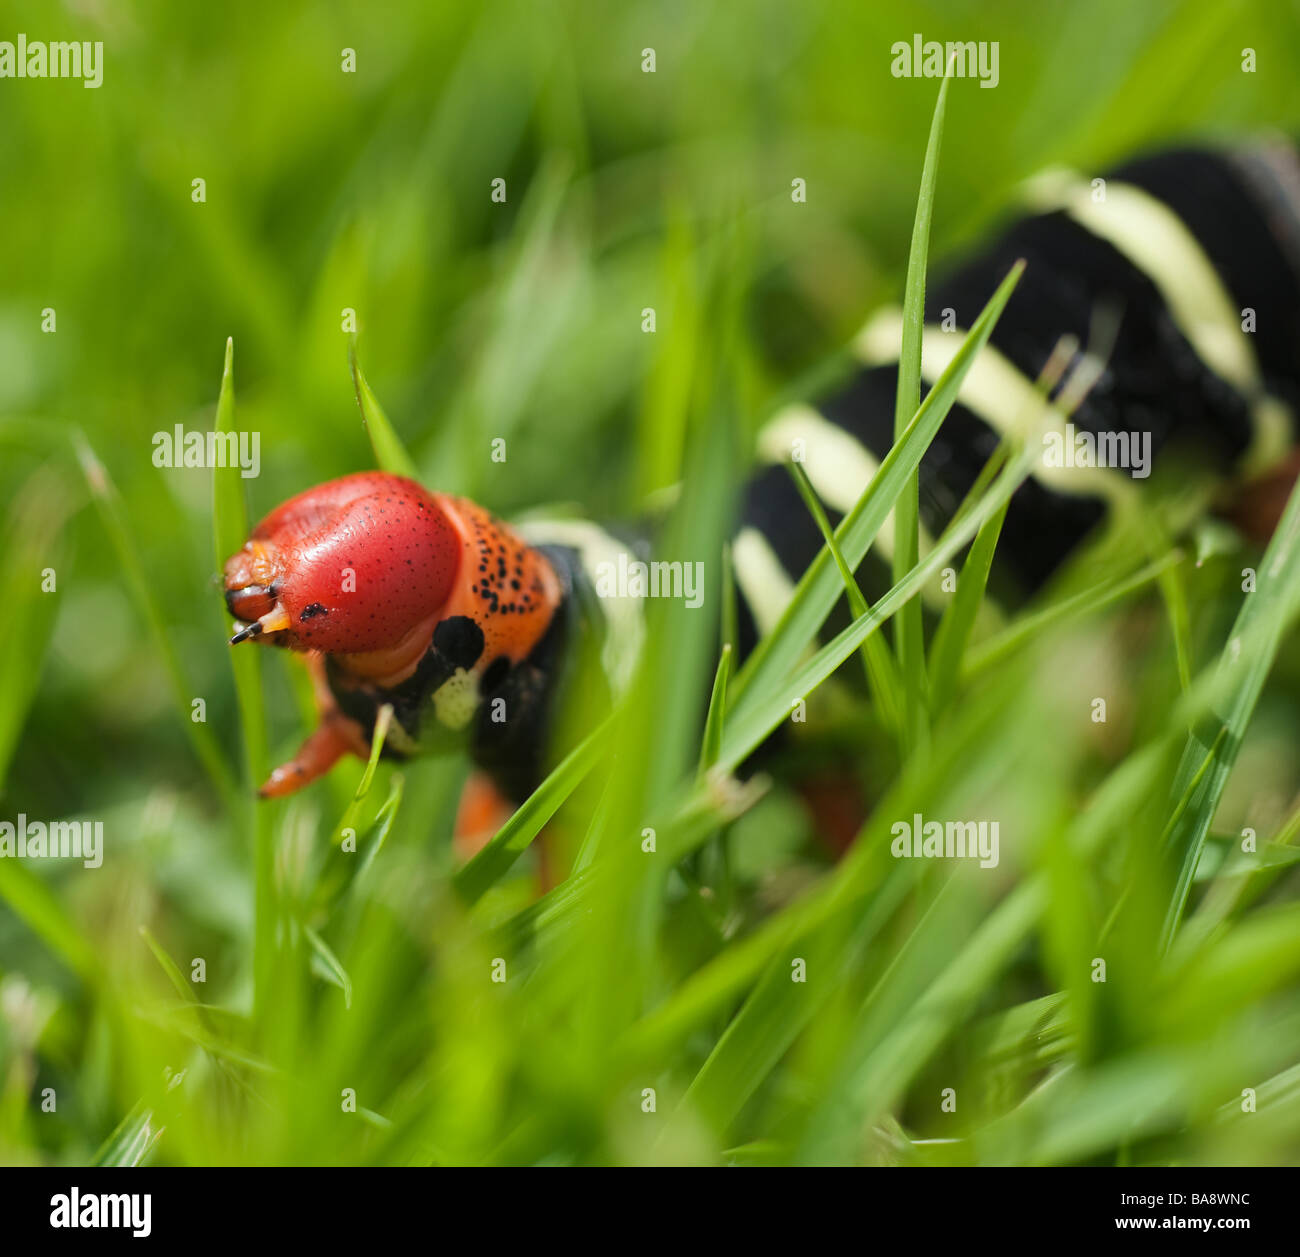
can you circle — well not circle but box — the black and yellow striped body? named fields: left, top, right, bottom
left=734, top=141, right=1300, bottom=650
left=489, top=141, right=1300, bottom=804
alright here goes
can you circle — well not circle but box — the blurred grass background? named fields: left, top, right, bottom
left=4, top=0, right=1300, bottom=1166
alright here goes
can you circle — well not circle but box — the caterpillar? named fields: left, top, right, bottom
left=221, top=140, right=1300, bottom=842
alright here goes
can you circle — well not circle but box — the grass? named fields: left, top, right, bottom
left=3, top=0, right=1300, bottom=1167
left=890, top=64, right=949, bottom=758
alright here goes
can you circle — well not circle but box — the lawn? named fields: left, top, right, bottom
left=2, top=0, right=1300, bottom=1166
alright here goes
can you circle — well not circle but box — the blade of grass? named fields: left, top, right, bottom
left=697, top=645, right=732, bottom=774
left=728, top=260, right=1025, bottom=722
left=91, top=1101, right=163, bottom=1168
left=621, top=645, right=1036, bottom=1069
left=1187, top=788, right=1300, bottom=938
left=332, top=705, right=394, bottom=845
left=1156, top=535, right=1194, bottom=701
left=453, top=716, right=612, bottom=904
left=350, top=339, right=420, bottom=479
left=535, top=437, right=1035, bottom=963
left=209, top=339, right=276, bottom=1022
left=927, top=493, right=1011, bottom=713
left=305, top=925, right=353, bottom=1009
left=352, top=773, right=404, bottom=891
left=0, top=857, right=97, bottom=980
left=674, top=638, right=1060, bottom=1143
left=76, top=434, right=239, bottom=812
left=629, top=564, right=1193, bottom=1086
left=891, top=71, right=951, bottom=754
left=787, top=460, right=904, bottom=740
left=138, top=924, right=230, bottom=1062
left=0, top=466, right=66, bottom=792
left=962, top=550, right=1183, bottom=681
left=796, top=879, right=1045, bottom=1163
left=719, top=434, right=1037, bottom=775
left=139, top=924, right=202, bottom=1008
left=1159, top=466, right=1300, bottom=952
left=720, top=542, right=738, bottom=656
left=310, top=708, right=400, bottom=910
left=926, top=334, right=1079, bottom=712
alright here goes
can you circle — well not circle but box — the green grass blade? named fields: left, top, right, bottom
left=672, top=875, right=901, bottom=1140
left=891, top=72, right=950, bottom=753
left=453, top=717, right=611, bottom=905
left=719, top=434, right=1035, bottom=775
left=305, top=925, right=354, bottom=1009
left=0, top=858, right=97, bottom=980
left=352, top=774, right=405, bottom=891
left=332, top=705, right=394, bottom=844
left=962, top=551, right=1183, bottom=682
left=310, top=709, right=401, bottom=910
left=623, top=649, right=1034, bottom=1072
left=140, top=923, right=225, bottom=1051
left=797, top=880, right=1044, bottom=1163
left=927, top=494, right=1010, bottom=713
left=0, top=467, right=65, bottom=792
left=788, top=460, right=904, bottom=739
left=76, top=434, right=239, bottom=811
left=350, top=339, right=421, bottom=479
left=1156, top=540, right=1194, bottom=701
left=729, top=260, right=1024, bottom=723
left=697, top=644, right=732, bottom=774
left=1160, top=472, right=1300, bottom=951
left=211, top=339, right=250, bottom=564
left=209, top=340, right=276, bottom=1023
left=91, top=1102, right=163, bottom=1168
left=926, top=335, right=1078, bottom=713
left=139, top=924, right=201, bottom=1006
left=720, top=542, right=738, bottom=657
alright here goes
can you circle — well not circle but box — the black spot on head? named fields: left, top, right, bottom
left=433, top=614, right=485, bottom=670
left=300, top=602, right=328, bottom=621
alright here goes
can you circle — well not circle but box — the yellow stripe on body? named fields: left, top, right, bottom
left=1022, top=169, right=1291, bottom=476
left=516, top=517, right=644, bottom=695
left=755, top=403, right=951, bottom=610
left=731, top=526, right=798, bottom=639
left=855, top=309, right=1140, bottom=507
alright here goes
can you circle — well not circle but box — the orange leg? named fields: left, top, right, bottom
left=258, top=653, right=371, bottom=798
left=799, top=770, right=867, bottom=859
left=259, top=717, right=359, bottom=798
left=453, top=770, right=516, bottom=862
left=451, top=772, right=559, bottom=892
left=1221, top=447, right=1300, bottom=543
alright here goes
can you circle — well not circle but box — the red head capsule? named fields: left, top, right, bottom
left=222, top=470, right=564, bottom=798
left=223, top=472, right=461, bottom=662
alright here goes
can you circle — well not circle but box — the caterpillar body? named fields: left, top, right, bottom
left=221, top=140, right=1300, bottom=831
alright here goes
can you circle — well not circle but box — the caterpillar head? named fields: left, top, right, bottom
left=223, top=471, right=461, bottom=665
